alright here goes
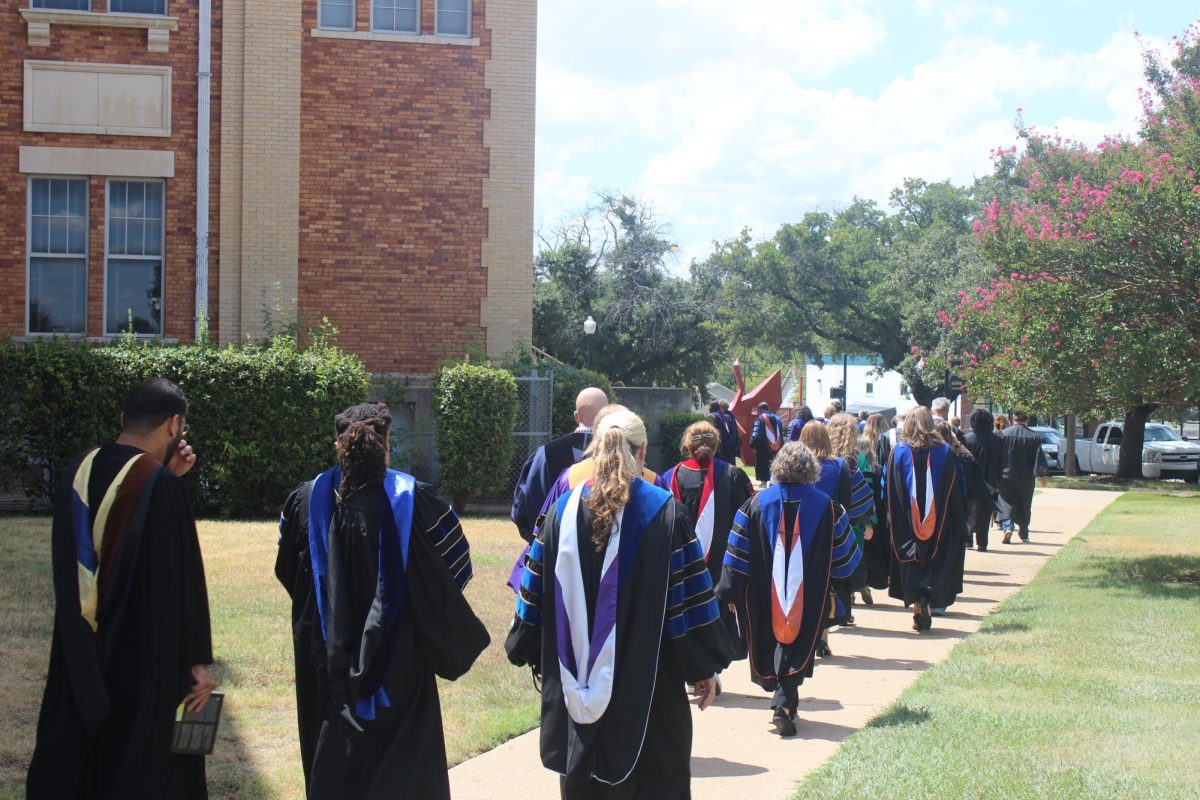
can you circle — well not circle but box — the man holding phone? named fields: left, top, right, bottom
left=27, top=378, right=216, bottom=799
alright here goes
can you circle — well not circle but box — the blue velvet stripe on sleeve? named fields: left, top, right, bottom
left=666, top=538, right=721, bottom=639
left=722, top=509, right=752, bottom=576
left=515, top=535, right=544, bottom=628
left=830, top=506, right=861, bottom=579
left=848, top=469, right=874, bottom=521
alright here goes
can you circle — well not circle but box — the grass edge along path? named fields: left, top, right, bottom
left=793, top=492, right=1200, bottom=800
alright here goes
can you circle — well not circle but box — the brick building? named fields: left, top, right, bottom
left=2, top=0, right=535, bottom=373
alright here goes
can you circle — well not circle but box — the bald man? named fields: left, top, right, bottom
left=510, top=387, right=609, bottom=541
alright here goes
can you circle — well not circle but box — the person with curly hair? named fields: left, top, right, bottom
left=276, top=403, right=490, bottom=799
left=886, top=406, right=968, bottom=632
left=717, top=441, right=860, bottom=737
left=506, top=409, right=732, bottom=798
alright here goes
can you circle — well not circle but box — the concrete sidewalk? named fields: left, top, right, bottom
left=449, top=488, right=1120, bottom=800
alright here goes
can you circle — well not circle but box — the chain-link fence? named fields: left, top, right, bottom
left=477, top=370, right=554, bottom=505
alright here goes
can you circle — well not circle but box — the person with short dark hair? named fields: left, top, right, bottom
left=719, top=399, right=741, bottom=464
left=998, top=411, right=1049, bottom=544
left=27, top=378, right=215, bottom=799
left=787, top=405, right=814, bottom=442
left=749, top=402, right=784, bottom=489
left=709, top=400, right=738, bottom=464
left=276, top=403, right=490, bottom=799
left=963, top=408, right=1005, bottom=551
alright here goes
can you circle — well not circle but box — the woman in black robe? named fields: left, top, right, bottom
left=860, top=413, right=893, bottom=590
left=961, top=408, right=1005, bottom=551
left=276, top=403, right=490, bottom=800
left=506, top=409, right=733, bottom=799
left=663, top=420, right=754, bottom=661
left=886, top=407, right=968, bottom=632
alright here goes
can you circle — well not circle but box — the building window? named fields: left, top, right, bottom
left=33, top=0, right=90, bottom=10
left=865, top=382, right=874, bottom=396
left=373, top=0, right=417, bottom=32
left=106, top=180, right=163, bottom=336
left=319, top=0, right=354, bottom=30
left=435, top=0, right=469, bottom=36
left=28, top=177, right=87, bottom=335
left=109, top=0, right=166, bottom=13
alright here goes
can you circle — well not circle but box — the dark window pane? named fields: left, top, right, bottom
left=31, top=180, right=49, bottom=216
left=394, top=7, right=416, bottom=31
left=50, top=180, right=69, bottom=216
left=437, top=9, right=468, bottom=35
left=31, top=217, right=49, bottom=254
left=440, top=0, right=467, bottom=12
left=320, top=0, right=353, bottom=29
left=68, top=217, right=87, bottom=254
left=127, top=182, right=145, bottom=219
left=126, top=220, right=145, bottom=255
left=29, top=257, right=86, bottom=334
left=49, top=217, right=68, bottom=253
left=145, top=182, right=163, bottom=220
left=109, top=219, right=126, bottom=255
left=106, top=258, right=162, bottom=335
left=109, top=182, right=127, bottom=218
left=33, top=0, right=90, bottom=10
left=69, top=180, right=87, bottom=218
left=144, top=221, right=162, bottom=256
left=374, top=7, right=395, bottom=30
left=110, top=0, right=165, bottom=14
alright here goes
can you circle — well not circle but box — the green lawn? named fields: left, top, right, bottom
left=794, top=492, right=1200, bottom=800
left=0, top=514, right=538, bottom=800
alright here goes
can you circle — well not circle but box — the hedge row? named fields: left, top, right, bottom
left=433, top=361, right=518, bottom=511
left=657, top=411, right=708, bottom=466
left=0, top=337, right=369, bottom=518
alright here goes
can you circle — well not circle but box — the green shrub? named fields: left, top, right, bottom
left=0, top=336, right=369, bottom=518
left=433, top=361, right=518, bottom=510
left=547, top=365, right=612, bottom=437
left=657, top=411, right=707, bottom=465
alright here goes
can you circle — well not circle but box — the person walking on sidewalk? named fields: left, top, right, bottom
left=962, top=408, right=1005, bottom=551
left=999, top=411, right=1050, bottom=544
left=717, top=441, right=860, bottom=737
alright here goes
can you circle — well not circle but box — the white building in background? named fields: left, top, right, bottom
left=805, top=356, right=913, bottom=415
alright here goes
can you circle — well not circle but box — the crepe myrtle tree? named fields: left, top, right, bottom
left=950, top=21, right=1200, bottom=479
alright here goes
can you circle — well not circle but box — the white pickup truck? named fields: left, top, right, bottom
left=1075, top=422, right=1200, bottom=482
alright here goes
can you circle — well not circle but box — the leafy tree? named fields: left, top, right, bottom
left=533, top=192, right=722, bottom=393
left=957, top=23, right=1200, bottom=479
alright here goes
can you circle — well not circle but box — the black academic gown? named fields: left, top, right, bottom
left=886, top=443, right=968, bottom=609
left=861, top=456, right=892, bottom=589
left=512, top=430, right=592, bottom=542
left=276, top=480, right=490, bottom=800
left=664, top=458, right=754, bottom=660
left=28, top=444, right=213, bottom=800
left=506, top=480, right=733, bottom=799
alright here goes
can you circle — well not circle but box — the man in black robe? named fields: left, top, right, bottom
left=28, top=378, right=216, bottom=799
left=276, top=403, right=490, bottom=800
left=511, top=387, right=609, bottom=541
left=962, top=408, right=1005, bottom=551
left=720, top=400, right=742, bottom=464
left=999, top=411, right=1049, bottom=544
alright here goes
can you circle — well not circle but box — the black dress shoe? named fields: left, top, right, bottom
left=772, top=710, right=797, bottom=737
left=816, top=640, right=833, bottom=658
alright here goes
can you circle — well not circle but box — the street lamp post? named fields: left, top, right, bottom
left=584, top=315, right=596, bottom=369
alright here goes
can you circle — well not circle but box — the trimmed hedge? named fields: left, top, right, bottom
left=0, top=336, right=369, bottom=518
left=548, top=365, right=613, bottom=437
left=658, top=411, right=708, bottom=466
left=433, top=361, right=518, bottom=511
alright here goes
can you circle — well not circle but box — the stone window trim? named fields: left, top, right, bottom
left=24, top=61, right=173, bottom=138
left=20, top=8, right=179, bottom=52
left=309, top=28, right=479, bottom=45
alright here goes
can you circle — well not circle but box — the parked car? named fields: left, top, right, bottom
left=1074, top=422, right=1200, bottom=482
left=1030, top=425, right=1066, bottom=472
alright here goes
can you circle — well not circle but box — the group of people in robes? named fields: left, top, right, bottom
left=28, top=375, right=1046, bottom=800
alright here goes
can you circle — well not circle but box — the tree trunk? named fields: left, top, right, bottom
left=1115, top=403, right=1158, bottom=481
left=1065, top=413, right=1078, bottom=476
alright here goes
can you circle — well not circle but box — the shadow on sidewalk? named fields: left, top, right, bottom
left=835, top=626, right=969, bottom=641
left=691, top=756, right=769, bottom=778
left=965, top=578, right=1026, bottom=588
left=832, top=654, right=932, bottom=671
left=706, top=693, right=843, bottom=713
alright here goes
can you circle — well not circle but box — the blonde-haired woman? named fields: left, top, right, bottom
left=828, top=413, right=878, bottom=607
left=664, top=420, right=754, bottom=662
left=716, top=442, right=860, bottom=737
left=886, top=406, right=967, bottom=632
left=507, top=409, right=732, bottom=798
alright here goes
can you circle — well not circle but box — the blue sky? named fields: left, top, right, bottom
left=534, top=2, right=1198, bottom=263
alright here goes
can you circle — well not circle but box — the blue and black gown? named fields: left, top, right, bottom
left=512, top=428, right=593, bottom=542
left=27, top=444, right=213, bottom=800
left=662, top=457, right=754, bottom=659
left=506, top=478, right=733, bottom=799
left=815, top=457, right=874, bottom=621
left=886, top=442, right=968, bottom=609
left=716, top=484, right=859, bottom=713
left=276, top=469, right=490, bottom=800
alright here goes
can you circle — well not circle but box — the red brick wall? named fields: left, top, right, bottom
left=298, top=0, right=491, bottom=373
left=0, top=0, right=221, bottom=341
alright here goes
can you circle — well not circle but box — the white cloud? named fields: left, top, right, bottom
left=534, top=2, right=1175, bottom=264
